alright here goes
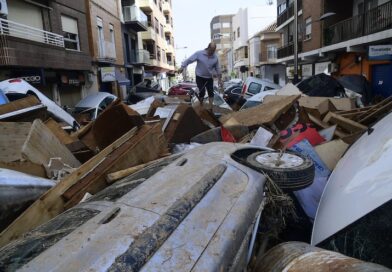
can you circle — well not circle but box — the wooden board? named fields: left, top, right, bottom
left=0, top=96, right=40, bottom=115
left=323, top=112, right=367, bottom=133
left=220, top=95, right=300, bottom=128
left=308, top=114, right=348, bottom=139
left=44, top=118, right=77, bottom=145
left=0, top=161, right=47, bottom=178
left=63, top=124, right=168, bottom=208
left=22, top=120, right=81, bottom=168
left=0, top=122, right=32, bottom=162
left=0, top=126, right=138, bottom=247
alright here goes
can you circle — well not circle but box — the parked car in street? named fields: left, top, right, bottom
left=0, top=79, right=79, bottom=128
left=127, top=80, right=163, bottom=104
left=241, top=77, right=281, bottom=99
left=0, top=143, right=268, bottom=272
left=167, top=82, right=197, bottom=96
left=74, top=92, right=117, bottom=121
left=240, top=90, right=279, bottom=110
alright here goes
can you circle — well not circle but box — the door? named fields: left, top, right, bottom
left=372, top=64, right=392, bottom=98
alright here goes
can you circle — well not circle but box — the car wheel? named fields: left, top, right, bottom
left=246, top=151, right=314, bottom=191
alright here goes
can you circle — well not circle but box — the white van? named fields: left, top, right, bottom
left=241, top=77, right=281, bottom=99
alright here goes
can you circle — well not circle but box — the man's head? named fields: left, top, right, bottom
left=206, top=42, right=217, bottom=56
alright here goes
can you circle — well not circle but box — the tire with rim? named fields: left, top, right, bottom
left=246, top=150, right=315, bottom=191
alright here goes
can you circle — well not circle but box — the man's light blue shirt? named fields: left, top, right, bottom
left=181, top=50, right=221, bottom=79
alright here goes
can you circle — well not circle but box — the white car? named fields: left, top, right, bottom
left=241, top=77, right=281, bottom=99
left=0, top=79, right=79, bottom=128
left=74, top=92, right=117, bottom=121
left=240, top=90, right=279, bottom=110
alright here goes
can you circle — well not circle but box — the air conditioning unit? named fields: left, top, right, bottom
left=0, top=0, right=8, bottom=16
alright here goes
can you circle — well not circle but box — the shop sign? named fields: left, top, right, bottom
left=368, top=45, right=392, bottom=61
left=60, top=72, right=85, bottom=86
left=101, top=67, right=116, bottom=82
left=10, top=69, right=45, bottom=85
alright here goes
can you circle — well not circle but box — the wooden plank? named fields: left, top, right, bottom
left=63, top=124, right=167, bottom=208
left=0, top=96, right=40, bottom=115
left=22, top=120, right=81, bottom=168
left=0, top=122, right=31, bottom=162
left=0, top=126, right=138, bottom=247
left=323, top=112, right=367, bottom=133
left=44, top=118, right=77, bottom=145
left=220, top=95, right=300, bottom=128
left=308, top=114, right=348, bottom=139
left=0, top=161, right=47, bottom=178
left=358, top=100, right=392, bottom=124
left=106, top=153, right=172, bottom=184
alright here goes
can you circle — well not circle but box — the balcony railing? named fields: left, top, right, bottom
left=277, top=0, right=302, bottom=27
left=123, top=5, right=148, bottom=31
left=324, top=1, right=392, bottom=46
left=130, top=49, right=151, bottom=64
left=0, top=18, right=64, bottom=47
left=277, top=42, right=303, bottom=59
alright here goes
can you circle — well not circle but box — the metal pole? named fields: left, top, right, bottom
left=293, top=0, right=299, bottom=83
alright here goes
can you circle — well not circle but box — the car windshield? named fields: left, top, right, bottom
left=241, top=101, right=261, bottom=110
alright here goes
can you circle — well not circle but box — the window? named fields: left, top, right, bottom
left=160, top=24, right=164, bottom=38
left=305, top=17, right=312, bottom=40
left=212, top=23, right=221, bottom=30
left=248, top=82, right=262, bottom=95
left=61, top=15, right=80, bottom=51
left=267, top=44, right=277, bottom=60
left=165, top=14, right=170, bottom=24
left=237, top=27, right=240, bottom=38
left=157, top=46, right=161, bottom=61
left=222, top=22, right=230, bottom=28
left=233, top=31, right=236, bottom=40
left=109, top=23, right=116, bottom=57
left=244, top=46, right=248, bottom=58
left=154, top=18, right=159, bottom=33
left=96, top=17, right=104, bottom=57
left=278, top=3, right=287, bottom=15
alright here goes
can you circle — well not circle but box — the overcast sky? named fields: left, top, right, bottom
left=172, top=0, right=277, bottom=67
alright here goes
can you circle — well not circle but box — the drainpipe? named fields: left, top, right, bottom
left=293, top=0, right=299, bottom=83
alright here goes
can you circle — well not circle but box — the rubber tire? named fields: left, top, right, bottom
left=246, top=151, right=315, bottom=191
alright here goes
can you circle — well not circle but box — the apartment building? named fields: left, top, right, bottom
left=276, top=0, right=392, bottom=96
left=210, top=14, right=233, bottom=79
left=85, top=0, right=128, bottom=98
left=248, top=22, right=286, bottom=85
left=0, top=0, right=91, bottom=107
left=231, top=5, right=276, bottom=79
left=121, top=0, right=149, bottom=87
left=136, top=0, right=176, bottom=90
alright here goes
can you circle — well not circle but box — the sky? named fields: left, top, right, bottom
left=172, top=0, right=277, bottom=68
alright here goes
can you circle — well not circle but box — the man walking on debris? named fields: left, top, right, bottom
left=178, top=42, right=223, bottom=109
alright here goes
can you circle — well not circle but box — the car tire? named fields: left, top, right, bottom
left=246, top=151, right=314, bottom=191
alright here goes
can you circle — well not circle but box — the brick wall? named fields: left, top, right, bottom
left=301, top=0, right=323, bottom=52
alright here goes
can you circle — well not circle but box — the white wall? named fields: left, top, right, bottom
left=249, top=36, right=260, bottom=66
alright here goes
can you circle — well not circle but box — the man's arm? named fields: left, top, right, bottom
left=178, top=51, right=199, bottom=73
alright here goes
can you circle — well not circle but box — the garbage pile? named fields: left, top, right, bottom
left=0, top=79, right=392, bottom=270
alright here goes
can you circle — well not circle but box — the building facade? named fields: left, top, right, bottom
left=276, top=0, right=392, bottom=96
left=0, top=0, right=91, bottom=107
left=85, top=0, right=128, bottom=99
left=210, top=14, right=233, bottom=80
left=136, top=0, right=176, bottom=90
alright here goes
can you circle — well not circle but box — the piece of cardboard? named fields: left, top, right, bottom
left=315, top=139, right=349, bottom=171
left=250, top=127, right=273, bottom=147
left=165, top=104, right=209, bottom=143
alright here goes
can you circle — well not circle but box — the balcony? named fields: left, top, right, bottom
left=277, top=0, right=302, bottom=27
left=163, top=1, right=171, bottom=13
left=123, top=5, right=148, bottom=32
left=141, top=27, right=157, bottom=41
left=130, top=49, right=151, bottom=64
left=0, top=18, right=64, bottom=47
left=97, top=41, right=116, bottom=63
left=324, top=1, right=392, bottom=46
left=277, top=42, right=303, bottom=59
left=138, top=0, right=154, bottom=12
left=164, top=24, right=173, bottom=35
